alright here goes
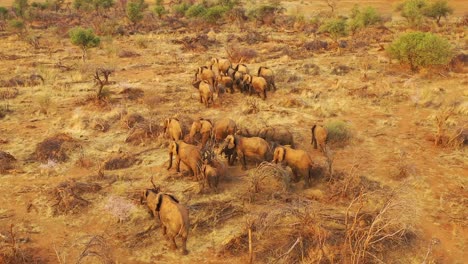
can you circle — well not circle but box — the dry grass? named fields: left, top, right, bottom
left=102, top=153, right=140, bottom=170
left=48, top=181, right=102, bottom=215
left=0, top=150, right=16, bottom=174
left=54, top=235, right=114, bottom=264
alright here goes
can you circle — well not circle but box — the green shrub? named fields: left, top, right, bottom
left=126, top=0, right=147, bottom=27
left=153, top=4, right=166, bottom=18
left=13, top=0, right=29, bottom=17
left=319, top=18, right=348, bottom=43
left=31, top=1, right=49, bottom=10
left=396, top=0, right=427, bottom=27
left=247, top=4, right=283, bottom=22
left=69, top=27, right=101, bottom=61
left=325, top=120, right=351, bottom=145
left=0, top=7, right=9, bottom=20
left=185, top=4, right=206, bottom=18
left=173, top=2, right=191, bottom=17
left=387, top=31, right=452, bottom=71
left=8, top=19, right=25, bottom=35
left=349, top=5, right=382, bottom=33
left=423, top=0, right=452, bottom=25
left=73, top=0, right=114, bottom=13
left=203, top=5, right=229, bottom=23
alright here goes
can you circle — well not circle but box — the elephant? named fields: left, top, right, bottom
left=167, top=140, right=202, bottom=180
left=216, top=75, right=234, bottom=94
left=311, top=124, right=328, bottom=152
left=201, top=161, right=219, bottom=191
left=212, top=118, right=237, bottom=143
left=188, top=118, right=213, bottom=148
left=272, top=145, right=314, bottom=187
left=141, top=189, right=189, bottom=255
left=243, top=74, right=267, bottom=100
left=257, top=66, right=276, bottom=91
left=193, top=80, right=214, bottom=107
left=234, top=63, right=249, bottom=74
left=194, top=66, right=215, bottom=88
left=164, top=118, right=183, bottom=141
left=258, top=126, right=294, bottom=147
left=219, top=135, right=270, bottom=170
left=211, top=58, right=232, bottom=76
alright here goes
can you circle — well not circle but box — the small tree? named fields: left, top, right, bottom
left=349, top=5, right=382, bottom=33
left=423, top=0, right=453, bottom=26
left=319, top=18, right=348, bottom=49
left=153, top=0, right=166, bottom=18
left=7, top=19, right=25, bottom=36
left=396, top=0, right=427, bottom=28
left=387, top=32, right=452, bottom=71
left=13, top=0, right=29, bottom=18
left=69, top=27, right=101, bottom=62
left=126, top=0, right=147, bottom=29
left=93, top=67, right=114, bottom=101
left=74, top=0, right=114, bottom=15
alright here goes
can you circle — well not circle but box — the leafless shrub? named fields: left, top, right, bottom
left=226, top=45, right=258, bottom=63
left=119, top=87, right=144, bottom=101
left=246, top=162, right=291, bottom=202
left=102, top=153, right=139, bottom=170
left=0, top=87, right=19, bottom=100
left=342, top=186, right=415, bottom=264
left=49, top=181, right=101, bottom=215
left=172, top=34, right=218, bottom=52
left=0, top=224, right=44, bottom=264
left=117, top=50, right=140, bottom=58
left=0, top=151, right=16, bottom=174
left=122, top=113, right=145, bottom=129
left=125, top=120, right=163, bottom=145
left=0, top=74, right=44, bottom=87
left=304, top=40, right=328, bottom=51
left=243, top=98, right=260, bottom=115
left=190, top=200, right=243, bottom=233
left=31, top=133, right=80, bottom=163
left=54, top=235, right=114, bottom=264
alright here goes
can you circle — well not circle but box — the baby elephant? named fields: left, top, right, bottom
left=141, top=189, right=190, bottom=255
left=311, top=124, right=328, bottom=152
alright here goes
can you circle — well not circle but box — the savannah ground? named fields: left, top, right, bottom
left=0, top=0, right=467, bottom=263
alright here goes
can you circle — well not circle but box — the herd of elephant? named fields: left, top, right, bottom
left=192, top=57, right=277, bottom=106
left=140, top=112, right=328, bottom=255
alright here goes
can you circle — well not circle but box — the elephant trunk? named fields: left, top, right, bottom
left=167, top=153, right=173, bottom=170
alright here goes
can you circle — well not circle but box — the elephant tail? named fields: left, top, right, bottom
left=311, top=124, right=318, bottom=149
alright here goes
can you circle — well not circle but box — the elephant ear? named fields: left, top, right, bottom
left=155, top=194, right=163, bottom=212
left=192, top=80, right=201, bottom=89
left=174, top=141, right=179, bottom=155
left=167, top=194, right=179, bottom=203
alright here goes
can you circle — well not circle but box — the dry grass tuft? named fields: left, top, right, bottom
left=119, top=87, right=144, bottom=101
left=122, top=113, right=145, bottom=129
left=246, top=162, right=291, bottom=202
left=125, top=121, right=163, bottom=145
left=102, top=153, right=139, bottom=170
left=32, top=133, right=80, bottom=163
left=173, top=34, right=219, bottom=52
left=226, top=45, right=258, bottom=63
left=0, top=151, right=16, bottom=174
left=0, top=87, right=19, bottom=100
left=0, top=224, right=44, bottom=264
left=49, top=181, right=102, bottom=215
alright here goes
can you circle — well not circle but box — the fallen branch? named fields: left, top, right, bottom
left=274, top=237, right=302, bottom=263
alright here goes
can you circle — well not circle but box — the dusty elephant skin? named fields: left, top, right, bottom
left=167, top=140, right=202, bottom=180
left=311, top=124, right=328, bottom=152
left=164, top=118, right=183, bottom=141
left=272, top=145, right=314, bottom=187
left=219, top=135, right=270, bottom=170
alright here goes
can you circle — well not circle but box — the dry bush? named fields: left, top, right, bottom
left=302, top=63, right=321, bottom=75
left=91, top=117, right=110, bottom=132
left=0, top=87, right=19, bottom=100
left=242, top=31, right=268, bottom=45
left=102, top=153, right=139, bottom=170
left=49, top=181, right=102, bottom=215
left=0, top=224, right=44, bottom=264
left=122, top=113, right=145, bottom=129
left=431, top=107, right=466, bottom=148
left=448, top=53, right=467, bottom=73
left=119, top=87, right=144, bottom=101
left=117, top=50, right=140, bottom=58
left=54, top=235, right=114, bottom=264
left=31, top=133, right=80, bottom=163
left=304, top=39, right=328, bottom=51
left=125, top=121, right=163, bottom=145
left=172, top=34, right=219, bottom=52
left=0, top=74, right=44, bottom=87
left=246, top=162, right=291, bottom=202
left=331, top=65, right=352, bottom=76
left=325, top=120, right=352, bottom=147
left=242, top=98, right=260, bottom=115
left=341, top=187, right=416, bottom=263
left=226, top=45, right=258, bottom=63
left=190, top=200, right=243, bottom=233
left=0, top=151, right=16, bottom=174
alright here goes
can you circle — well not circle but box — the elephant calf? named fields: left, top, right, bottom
left=243, top=74, right=267, bottom=100
left=193, top=80, right=214, bottom=107
left=212, top=118, right=237, bottom=144
left=220, top=135, right=270, bottom=170
left=311, top=124, right=328, bottom=152
left=258, top=66, right=276, bottom=91
left=201, top=159, right=227, bottom=191
left=272, top=145, right=314, bottom=187
left=141, top=189, right=190, bottom=255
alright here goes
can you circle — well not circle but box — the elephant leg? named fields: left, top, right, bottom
left=169, top=235, right=177, bottom=250
left=240, top=153, right=247, bottom=170
left=162, top=225, right=167, bottom=236
left=181, top=234, right=188, bottom=255
left=303, top=168, right=311, bottom=188
left=291, top=168, right=300, bottom=182
left=200, top=95, right=203, bottom=103
left=176, top=158, right=181, bottom=173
